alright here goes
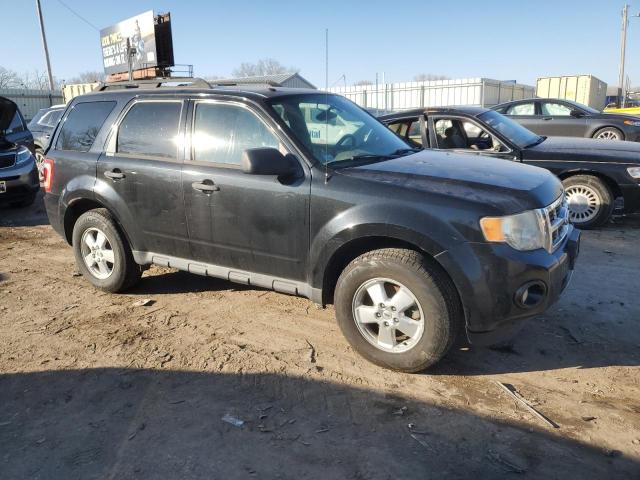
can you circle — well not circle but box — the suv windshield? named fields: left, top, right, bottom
left=478, top=110, right=543, bottom=148
left=268, top=94, right=410, bottom=167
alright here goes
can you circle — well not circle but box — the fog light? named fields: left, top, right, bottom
left=515, top=281, right=547, bottom=309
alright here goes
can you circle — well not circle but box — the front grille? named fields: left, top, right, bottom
left=544, top=194, right=570, bottom=252
left=0, top=152, right=16, bottom=169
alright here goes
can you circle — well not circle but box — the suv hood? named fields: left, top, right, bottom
left=0, top=96, right=18, bottom=141
left=337, top=150, right=562, bottom=214
left=522, top=136, right=640, bottom=164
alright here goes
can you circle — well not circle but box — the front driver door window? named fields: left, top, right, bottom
left=434, top=118, right=505, bottom=152
left=538, top=101, right=587, bottom=137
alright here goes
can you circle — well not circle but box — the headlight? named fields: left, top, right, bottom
left=480, top=209, right=548, bottom=251
left=15, top=147, right=33, bottom=165
left=623, top=120, right=640, bottom=126
left=627, top=166, right=640, bottom=179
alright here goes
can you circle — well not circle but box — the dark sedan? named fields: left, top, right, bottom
left=492, top=98, right=640, bottom=141
left=379, top=107, right=640, bottom=228
left=27, top=104, right=65, bottom=173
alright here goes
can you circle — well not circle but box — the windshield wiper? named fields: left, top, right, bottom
left=524, top=136, right=546, bottom=148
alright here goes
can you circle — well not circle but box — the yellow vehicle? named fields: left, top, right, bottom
left=603, top=102, right=640, bottom=116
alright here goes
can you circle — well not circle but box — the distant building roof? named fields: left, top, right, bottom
left=214, top=72, right=316, bottom=89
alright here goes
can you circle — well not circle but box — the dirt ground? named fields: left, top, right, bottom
left=0, top=194, right=639, bottom=479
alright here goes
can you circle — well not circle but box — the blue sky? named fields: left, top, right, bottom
left=3, top=0, right=640, bottom=87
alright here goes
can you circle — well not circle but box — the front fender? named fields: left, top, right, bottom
left=308, top=202, right=467, bottom=289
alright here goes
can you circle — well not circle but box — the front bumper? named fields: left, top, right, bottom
left=0, top=159, right=40, bottom=204
left=619, top=182, right=640, bottom=213
left=435, top=226, right=581, bottom=346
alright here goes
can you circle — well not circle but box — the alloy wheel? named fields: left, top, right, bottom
left=80, top=227, right=115, bottom=279
left=565, top=185, right=602, bottom=224
left=352, top=277, right=425, bottom=353
left=596, top=130, right=621, bottom=140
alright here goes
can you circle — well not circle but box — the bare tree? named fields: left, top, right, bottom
left=66, top=71, right=106, bottom=84
left=354, top=80, right=373, bottom=86
left=232, top=58, right=297, bottom=78
left=20, top=70, right=53, bottom=90
left=0, top=66, right=21, bottom=88
left=413, top=73, right=450, bottom=82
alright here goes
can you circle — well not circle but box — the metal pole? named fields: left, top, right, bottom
left=35, top=0, right=55, bottom=91
left=619, top=4, right=629, bottom=108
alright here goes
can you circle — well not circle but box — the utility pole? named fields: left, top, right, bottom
left=619, top=4, right=629, bottom=108
left=35, top=0, right=55, bottom=91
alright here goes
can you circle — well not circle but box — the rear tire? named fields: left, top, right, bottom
left=334, top=248, right=463, bottom=372
left=592, top=127, right=623, bottom=141
left=35, top=148, right=45, bottom=183
left=562, top=175, right=614, bottom=228
left=72, top=208, right=142, bottom=292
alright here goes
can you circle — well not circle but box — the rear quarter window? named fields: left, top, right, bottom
left=56, top=101, right=116, bottom=152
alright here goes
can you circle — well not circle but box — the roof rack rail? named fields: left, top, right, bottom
left=209, top=80, right=280, bottom=87
left=96, top=77, right=213, bottom=91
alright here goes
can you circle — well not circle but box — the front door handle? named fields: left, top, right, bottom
left=104, top=169, right=125, bottom=180
left=542, top=117, right=553, bottom=121
left=192, top=180, right=220, bottom=193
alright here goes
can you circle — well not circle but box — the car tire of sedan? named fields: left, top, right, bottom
left=592, top=127, right=623, bottom=141
left=35, top=148, right=45, bottom=182
left=562, top=175, right=614, bottom=229
left=334, top=248, right=463, bottom=372
left=72, top=208, right=142, bottom=292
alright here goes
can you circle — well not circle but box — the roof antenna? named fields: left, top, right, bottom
left=324, top=27, right=330, bottom=183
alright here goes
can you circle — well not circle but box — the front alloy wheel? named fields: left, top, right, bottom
left=352, top=278, right=425, bottom=353
left=565, top=184, right=602, bottom=224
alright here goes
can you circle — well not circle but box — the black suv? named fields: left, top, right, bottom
left=43, top=82, right=580, bottom=372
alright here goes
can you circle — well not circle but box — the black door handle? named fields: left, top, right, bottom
left=192, top=180, right=220, bottom=193
left=542, top=117, right=553, bottom=121
left=104, top=169, right=125, bottom=180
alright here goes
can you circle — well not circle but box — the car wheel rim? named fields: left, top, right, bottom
left=565, top=185, right=601, bottom=224
left=35, top=151, right=45, bottom=183
left=80, top=227, right=115, bottom=280
left=596, top=130, right=620, bottom=140
left=352, top=277, right=425, bottom=353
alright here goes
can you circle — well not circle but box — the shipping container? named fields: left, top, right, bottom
left=62, top=82, right=100, bottom=104
left=328, top=78, right=534, bottom=112
left=536, top=75, right=607, bottom=110
left=0, top=88, right=64, bottom=121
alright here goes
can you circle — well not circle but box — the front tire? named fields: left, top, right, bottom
left=35, top=148, right=45, bottom=183
left=334, top=248, right=463, bottom=372
left=562, top=175, right=614, bottom=228
left=72, top=208, right=141, bottom=292
left=593, top=127, right=623, bottom=141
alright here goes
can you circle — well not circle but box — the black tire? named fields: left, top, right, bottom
left=72, top=208, right=142, bottom=292
left=562, top=175, right=614, bottom=229
left=9, top=192, right=37, bottom=208
left=334, top=248, right=463, bottom=372
left=592, top=127, right=623, bottom=141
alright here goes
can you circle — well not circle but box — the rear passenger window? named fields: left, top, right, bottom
left=117, top=102, right=181, bottom=158
left=56, top=101, right=116, bottom=152
left=192, top=103, right=279, bottom=165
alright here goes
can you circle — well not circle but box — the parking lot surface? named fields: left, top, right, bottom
left=1, top=195, right=639, bottom=479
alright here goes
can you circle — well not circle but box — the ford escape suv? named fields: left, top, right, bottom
left=43, top=82, right=580, bottom=372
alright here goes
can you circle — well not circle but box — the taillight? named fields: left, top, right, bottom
left=42, top=158, right=54, bottom=193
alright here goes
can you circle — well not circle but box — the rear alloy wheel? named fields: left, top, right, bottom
left=593, top=127, right=623, bottom=141
left=72, top=208, right=142, bottom=292
left=334, top=248, right=462, bottom=372
left=562, top=175, right=614, bottom=228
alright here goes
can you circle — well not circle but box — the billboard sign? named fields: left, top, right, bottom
left=100, top=11, right=158, bottom=75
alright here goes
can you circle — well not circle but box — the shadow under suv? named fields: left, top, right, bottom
left=43, top=83, right=580, bottom=372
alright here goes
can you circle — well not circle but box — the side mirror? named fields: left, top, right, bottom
left=242, top=148, right=299, bottom=177
left=570, top=109, right=584, bottom=118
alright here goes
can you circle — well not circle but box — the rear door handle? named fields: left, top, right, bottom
left=542, top=117, right=553, bottom=121
left=192, top=180, right=220, bottom=193
left=104, top=169, right=125, bottom=180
